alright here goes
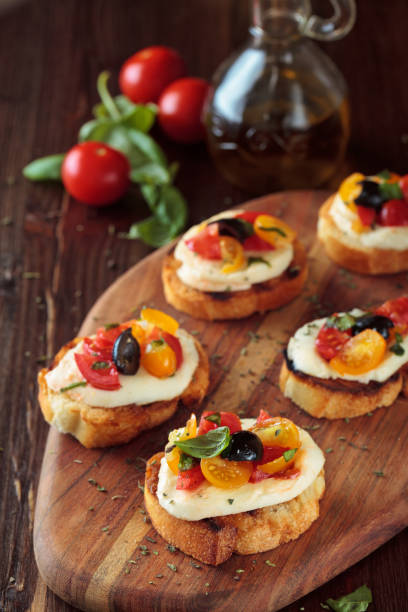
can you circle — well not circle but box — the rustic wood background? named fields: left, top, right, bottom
left=1, top=0, right=407, bottom=610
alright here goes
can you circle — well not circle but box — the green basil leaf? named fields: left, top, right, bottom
left=258, top=225, right=286, bottom=237
left=122, top=104, right=157, bottom=133
left=389, top=342, right=405, bottom=356
left=237, top=218, right=254, bottom=237
left=326, top=313, right=356, bottom=331
left=205, top=413, right=221, bottom=425
left=247, top=256, right=271, bottom=268
left=379, top=181, right=403, bottom=200
left=91, top=361, right=110, bottom=370
left=126, top=129, right=167, bottom=166
left=323, top=584, right=373, bottom=611
left=22, top=154, right=65, bottom=181
left=174, top=426, right=230, bottom=458
left=154, top=185, right=187, bottom=233
left=79, top=122, right=146, bottom=168
left=283, top=448, right=297, bottom=462
left=130, top=163, right=170, bottom=185
left=127, top=216, right=174, bottom=247
left=376, top=169, right=391, bottom=180
left=178, top=453, right=194, bottom=472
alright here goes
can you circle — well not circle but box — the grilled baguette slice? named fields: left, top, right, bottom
left=318, top=196, right=408, bottom=275
left=144, top=452, right=325, bottom=565
left=38, top=336, right=209, bottom=448
left=279, top=353, right=403, bottom=419
left=162, top=239, right=308, bottom=321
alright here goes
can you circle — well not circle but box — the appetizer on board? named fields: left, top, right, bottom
left=318, top=170, right=408, bottom=274
left=144, top=409, right=325, bottom=565
left=280, top=297, right=408, bottom=419
left=162, top=209, right=307, bottom=320
left=38, top=308, right=209, bottom=447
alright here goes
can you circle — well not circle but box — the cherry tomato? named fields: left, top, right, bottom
left=256, top=409, right=272, bottom=424
left=166, top=414, right=197, bottom=475
left=338, top=172, right=364, bottom=203
left=74, top=353, right=120, bottom=390
left=158, top=77, right=210, bottom=143
left=119, top=46, right=186, bottom=104
left=400, top=175, right=408, bottom=201
left=315, top=324, right=352, bottom=361
left=197, top=411, right=242, bottom=435
left=242, top=234, right=273, bottom=251
left=161, top=331, right=183, bottom=369
left=236, top=211, right=269, bottom=223
left=356, top=205, right=376, bottom=227
left=250, top=417, right=300, bottom=450
left=379, top=199, right=408, bottom=226
left=185, top=224, right=221, bottom=259
left=220, top=236, right=246, bottom=274
left=376, top=297, right=408, bottom=334
left=61, top=142, right=130, bottom=206
left=200, top=455, right=252, bottom=489
left=329, top=329, right=386, bottom=376
left=258, top=446, right=296, bottom=475
left=141, top=338, right=177, bottom=378
left=82, top=337, right=112, bottom=362
left=253, top=215, right=296, bottom=247
left=176, top=464, right=205, bottom=490
left=95, top=323, right=126, bottom=347
left=140, top=308, right=179, bottom=335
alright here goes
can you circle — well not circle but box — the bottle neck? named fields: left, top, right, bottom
left=251, top=0, right=310, bottom=42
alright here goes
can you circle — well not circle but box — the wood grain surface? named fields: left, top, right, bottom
left=2, top=1, right=408, bottom=611
left=33, top=192, right=408, bottom=611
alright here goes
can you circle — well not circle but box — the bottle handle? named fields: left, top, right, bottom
left=304, top=0, right=356, bottom=41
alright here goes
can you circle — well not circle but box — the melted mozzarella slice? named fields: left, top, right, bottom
left=157, top=420, right=324, bottom=520
left=45, top=329, right=199, bottom=407
left=174, top=210, right=294, bottom=292
left=287, top=310, right=408, bottom=383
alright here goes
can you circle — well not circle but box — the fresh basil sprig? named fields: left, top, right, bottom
left=321, top=584, right=372, bottom=611
left=379, top=181, right=403, bottom=200
left=174, top=426, right=230, bottom=458
left=22, top=71, right=187, bottom=248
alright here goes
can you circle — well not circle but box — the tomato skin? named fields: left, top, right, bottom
left=61, top=142, right=130, bottom=206
left=197, top=411, right=242, bottom=435
left=242, top=234, right=273, bottom=251
left=356, top=205, right=376, bottom=227
left=376, top=297, right=408, bottom=333
left=329, top=329, right=386, bottom=376
left=119, top=46, right=186, bottom=104
left=200, top=455, right=252, bottom=489
left=161, top=331, right=183, bottom=369
left=185, top=224, right=221, bottom=259
left=315, top=324, right=352, bottom=361
left=379, top=199, right=408, bottom=226
left=74, top=353, right=120, bottom=390
left=256, top=409, right=272, bottom=424
left=176, top=464, right=205, bottom=490
left=158, top=78, right=210, bottom=143
left=82, top=337, right=112, bottom=361
left=399, top=175, right=408, bottom=201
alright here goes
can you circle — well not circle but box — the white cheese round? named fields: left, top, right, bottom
left=156, top=419, right=325, bottom=520
left=45, top=328, right=199, bottom=407
left=174, top=210, right=294, bottom=292
left=329, top=194, right=408, bottom=251
left=287, top=310, right=408, bottom=383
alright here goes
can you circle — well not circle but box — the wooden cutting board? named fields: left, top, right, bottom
left=33, top=191, right=408, bottom=612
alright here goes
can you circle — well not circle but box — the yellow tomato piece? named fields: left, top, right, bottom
left=200, top=455, right=252, bottom=489
left=250, top=417, right=300, bottom=449
left=338, top=172, right=365, bottom=204
left=351, top=218, right=370, bottom=234
left=253, top=215, right=296, bottom=247
left=258, top=449, right=298, bottom=475
left=329, top=329, right=386, bottom=376
left=131, top=322, right=147, bottom=345
left=220, top=236, right=246, bottom=274
left=141, top=308, right=179, bottom=335
left=166, top=414, right=197, bottom=475
left=141, top=340, right=177, bottom=378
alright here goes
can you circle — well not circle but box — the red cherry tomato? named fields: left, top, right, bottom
left=119, top=46, right=186, bottom=104
left=379, top=199, right=408, bottom=226
left=256, top=409, right=272, bottom=425
left=315, top=324, right=352, bottom=361
left=249, top=445, right=290, bottom=482
left=197, top=411, right=242, bottom=435
left=376, top=297, right=408, bottom=333
left=176, top=464, right=205, bottom=490
left=185, top=224, right=221, bottom=259
left=61, top=142, right=130, bottom=206
left=356, top=205, right=376, bottom=227
left=242, top=234, right=273, bottom=251
left=161, top=331, right=183, bottom=369
left=158, top=78, right=210, bottom=143
left=82, top=337, right=112, bottom=362
left=399, top=175, right=408, bottom=202
left=74, top=353, right=120, bottom=390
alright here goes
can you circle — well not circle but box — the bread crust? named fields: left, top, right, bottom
left=144, top=453, right=325, bottom=565
left=161, top=239, right=308, bottom=320
left=279, top=357, right=402, bottom=419
left=38, top=336, right=209, bottom=448
left=318, top=196, right=408, bottom=275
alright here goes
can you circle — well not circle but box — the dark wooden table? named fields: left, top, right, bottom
left=1, top=0, right=407, bottom=610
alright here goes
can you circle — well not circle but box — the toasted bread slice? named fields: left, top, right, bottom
left=318, top=196, right=408, bottom=275
left=162, top=239, right=308, bottom=321
left=279, top=355, right=403, bottom=419
left=38, top=336, right=209, bottom=448
left=144, top=453, right=325, bottom=565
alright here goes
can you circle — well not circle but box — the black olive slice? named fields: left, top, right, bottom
left=351, top=314, right=394, bottom=339
left=112, top=328, right=140, bottom=375
left=207, top=217, right=253, bottom=243
left=354, top=180, right=384, bottom=211
left=221, top=430, right=263, bottom=462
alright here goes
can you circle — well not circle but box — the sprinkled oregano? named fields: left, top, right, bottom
left=265, top=560, right=276, bottom=567
left=167, top=563, right=177, bottom=572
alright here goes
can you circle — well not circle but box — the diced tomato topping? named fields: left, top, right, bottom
left=74, top=353, right=120, bottom=390
left=356, top=205, right=376, bottom=227
left=242, top=234, right=274, bottom=251
left=256, top=409, right=272, bottom=424
left=161, top=331, right=183, bottom=369
left=185, top=224, right=221, bottom=260
left=82, top=337, right=112, bottom=361
left=95, top=324, right=124, bottom=347
left=249, top=468, right=271, bottom=483
left=197, top=411, right=242, bottom=435
left=375, top=297, right=408, bottom=333
left=400, top=175, right=408, bottom=202
left=236, top=211, right=269, bottom=223
left=176, top=464, right=205, bottom=490
left=250, top=445, right=292, bottom=482
left=315, top=324, right=352, bottom=361
left=379, top=199, right=408, bottom=226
